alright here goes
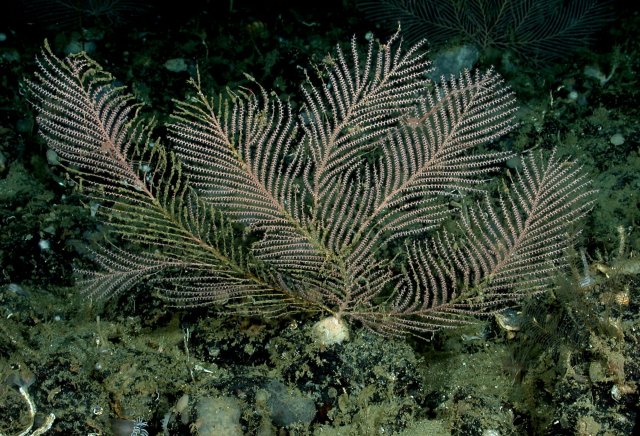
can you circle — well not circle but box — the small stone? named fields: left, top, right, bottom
left=264, top=380, right=316, bottom=427
left=588, top=361, right=606, bottom=383
left=46, top=149, right=60, bottom=166
left=196, top=396, right=242, bottom=436
left=312, top=316, right=349, bottom=345
left=7, top=283, right=28, bottom=296
left=164, top=58, right=188, bottom=73
left=611, top=384, right=622, bottom=401
left=610, top=133, right=625, bottom=146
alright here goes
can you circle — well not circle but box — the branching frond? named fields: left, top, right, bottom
left=361, top=149, right=595, bottom=336
left=27, top=43, right=292, bottom=309
left=27, top=33, right=595, bottom=339
left=78, top=244, right=184, bottom=301
left=346, top=67, right=517, bottom=257
left=301, top=31, right=432, bottom=206
left=357, top=0, right=613, bottom=62
left=170, top=78, right=326, bottom=270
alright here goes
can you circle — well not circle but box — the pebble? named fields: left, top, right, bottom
left=610, top=133, right=625, bottom=146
